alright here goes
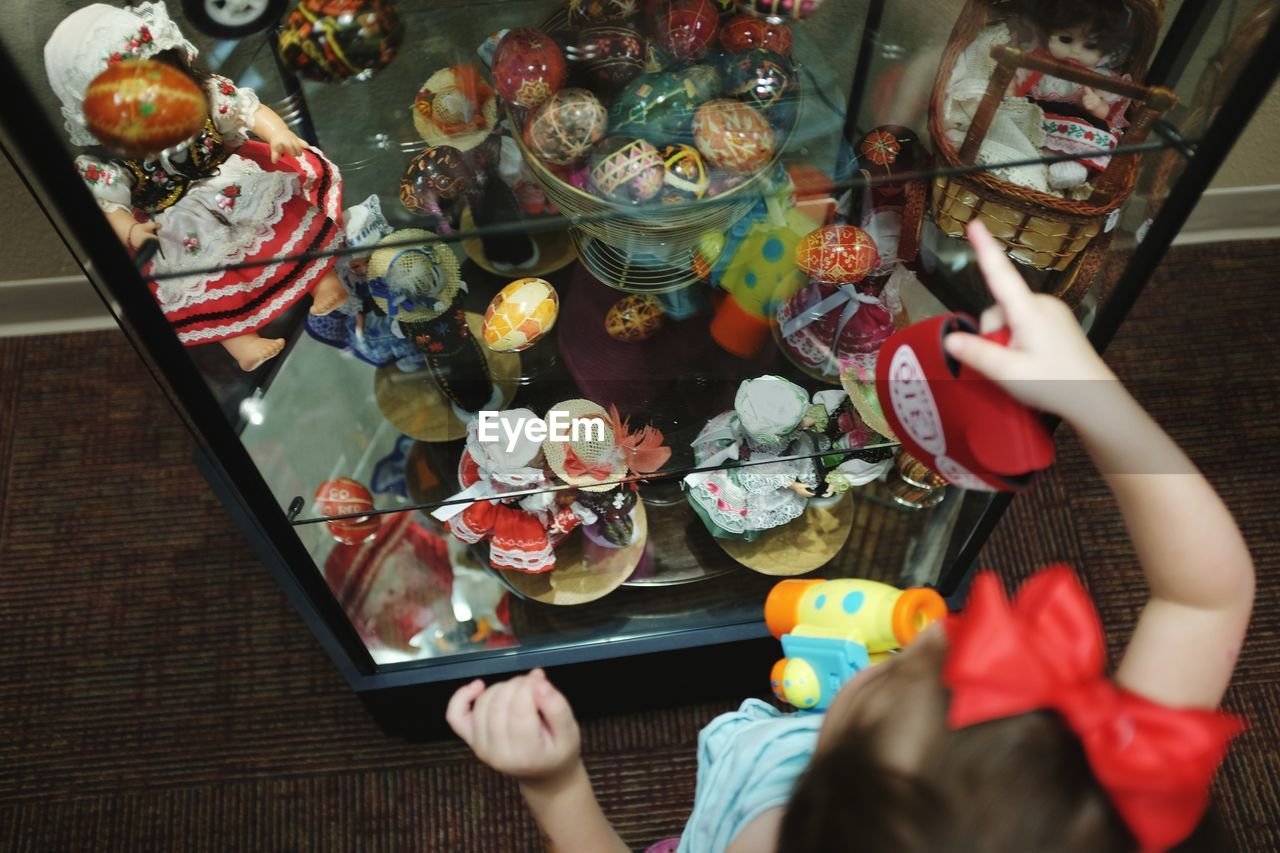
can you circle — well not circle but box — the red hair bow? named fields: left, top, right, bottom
left=943, top=567, right=1245, bottom=852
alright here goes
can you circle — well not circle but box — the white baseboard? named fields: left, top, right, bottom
left=2, top=185, right=1277, bottom=338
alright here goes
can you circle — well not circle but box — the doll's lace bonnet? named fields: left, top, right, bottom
left=44, top=2, right=199, bottom=147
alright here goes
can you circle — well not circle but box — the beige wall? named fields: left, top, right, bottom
left=1211, top=85, right=1280, bottom=188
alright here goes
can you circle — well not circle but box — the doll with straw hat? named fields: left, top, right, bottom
left=365, top=229, right=498, bottom=414
left=543, top=399, right=671, bottom=549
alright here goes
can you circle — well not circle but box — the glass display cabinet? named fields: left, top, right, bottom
left=2, top=0, right=1277, bottom=700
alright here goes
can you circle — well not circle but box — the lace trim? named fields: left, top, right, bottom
left=687, top=481, right=807, bottom=534
left=490, top=542, right=556, bottom=573
left=173, top=229, right=340, bottom=343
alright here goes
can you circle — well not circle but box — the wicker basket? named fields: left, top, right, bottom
left=921, top=0, right=1176, bottom=301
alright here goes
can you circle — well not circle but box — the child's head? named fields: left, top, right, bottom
left=1018, top=0, right=1135, bottom=70
left=781, top=622, right=1228, bottom=852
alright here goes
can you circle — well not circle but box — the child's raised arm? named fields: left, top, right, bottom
left=446, top=669, right=630, bottom=853
left=944, top=222, right=1255, bottom=710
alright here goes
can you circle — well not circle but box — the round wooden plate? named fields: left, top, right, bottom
left=460, top=208, right=578, bottom=279
left=499, top=502, right=648, bottom=605
left=717, top=495, right=855, bottom=576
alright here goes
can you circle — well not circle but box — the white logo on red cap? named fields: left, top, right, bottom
left=887, top=345, right=946, bottom=456
left=934, top=455, right=997, bottom=492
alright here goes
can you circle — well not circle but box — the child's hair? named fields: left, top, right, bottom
left=779, top=637, right=1232, bottom=853
left=1014, top=0, right=1136, bottom=64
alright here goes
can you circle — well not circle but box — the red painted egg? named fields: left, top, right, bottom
left=796, top=225, right=880, bottom=284
left=492, top=28, right=568, bottom=110
left=737, top=0, right=823, bottom=19
left=857, top=125, right=922, bottom=201
left=577, top=24, right=646, bottom=94
left=691, top=99, right=775, bottom=174
left=82, top=60, right=207, bottom=158
left=656, top=0, right=721, bottom=62
left=315, top=477, right=381, bottom=545
left=720, top=14, right=793, bottom=55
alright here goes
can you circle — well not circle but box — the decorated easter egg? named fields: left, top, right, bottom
left=857, top=125, right=922, bottom=202
left=605, top=295, right=666, bottom=342
left=721, top=48, right=798, bottom=128
left=796, top=225, right=880, bottom=284
left=525, top=88, right=608, bottom=166
left=577, top=24, right=646, bottom=94
left=720, top=13, right=793, bottom=55
left=692, top=99, right=775, bottom=174
left=609, top=67, right=716, bottom=143
left=656, top=0, right=721, bottom=61
left=277, top=0, right=404, bottom=82
left=483, top=277, right=560, bottom=352
left=400, top=145, right=474, bottom=216
left=737, top=0, right=823, bottom=19
left=492, top=28, right=568, bottom=110
left=568, top=0, right=641, bottom=25
left=82, top=60, right=207, bottom=158
left=659, top=143, right=710, bottom=201
left=590, top=137, right=665, bottom=203
left=315, top=477, right=381, bottom=545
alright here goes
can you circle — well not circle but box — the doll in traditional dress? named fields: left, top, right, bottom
left=683, top=376, right=832, bottom=542
left=1008, top=0, right=1136, bottom=190
left=437, top=409, right=583, bottom=574
left=44, top=3, right=346, bottom=371
left=543, top=399, right=670, bottom=550
left=305, top=195, right=425, bottom=372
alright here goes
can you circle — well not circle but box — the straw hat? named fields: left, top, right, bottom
left=366, top=229, right=461, bottom=323
left=412, top=65, right=499, bottom=152
left=542, top=399, right=627, bottom=492
left=840, top=361, right=896, bottom=440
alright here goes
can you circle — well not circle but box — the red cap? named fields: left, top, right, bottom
left=875, top=314, right=1055, bottom=491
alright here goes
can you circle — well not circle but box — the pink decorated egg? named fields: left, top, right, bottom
left=525, top=88, right=608, bottom=165
left=590, top=137, right=665, bottom=203
left=737, top=0, right=823, bottom=19
left=720, top=14, right=793, bottom=55
left=691, top=99, right=775, bottom=174
left=605, top=295, right=665, bottom=342
left=492, top=28, right=568, bottom=110
left=315, top=477, right=381, bottom=545
left=656, top=0, right=721, bottom=61
left=483, top=277, right=560, bottom=352
left=577, top=24, right=646, bottom=94
left=796, top=225, right=880, bottom=284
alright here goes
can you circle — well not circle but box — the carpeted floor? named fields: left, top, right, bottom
left=1, top=242, right=1278, bottom=851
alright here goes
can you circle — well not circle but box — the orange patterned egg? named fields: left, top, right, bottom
left=605, top=295, right=665, bottom=342
left=692, top=99, right=775, bottom=175
left=315, top=477, right=381, bottom=545
left=82, top=60, right=207, bottom=158
left=483, top=278, right=560, bottom=352
left=795, top=225, right=879, bottom=285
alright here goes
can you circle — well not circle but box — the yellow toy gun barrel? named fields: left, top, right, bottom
left=766, top=578, right=947, bottom=710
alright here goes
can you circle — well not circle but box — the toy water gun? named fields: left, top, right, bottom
left=766, top=578, right=947, bottom=711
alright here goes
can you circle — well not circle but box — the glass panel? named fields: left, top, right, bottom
left=4, top=0, right=1265, bottom=675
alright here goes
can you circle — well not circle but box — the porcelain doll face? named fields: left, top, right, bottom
left=349, top=256, right=371, bottom=278
left=1047, top=25, right=1105, bottom=69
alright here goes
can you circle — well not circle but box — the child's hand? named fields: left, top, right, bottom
left=943, top=221, right=1116, bottom=423
left=1082, top=87, right=1109, bottom=119
left=265, top=129, right=305, bottom=163
left=446, top=668, right=582, bottom=789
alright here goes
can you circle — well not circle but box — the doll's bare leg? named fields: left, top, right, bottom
left=309, top=270, right=347, bottom=315
left=222, top=332, right=286, bottom=372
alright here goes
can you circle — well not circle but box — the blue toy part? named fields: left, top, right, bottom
left=779, top=633, right=871, bottom=711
